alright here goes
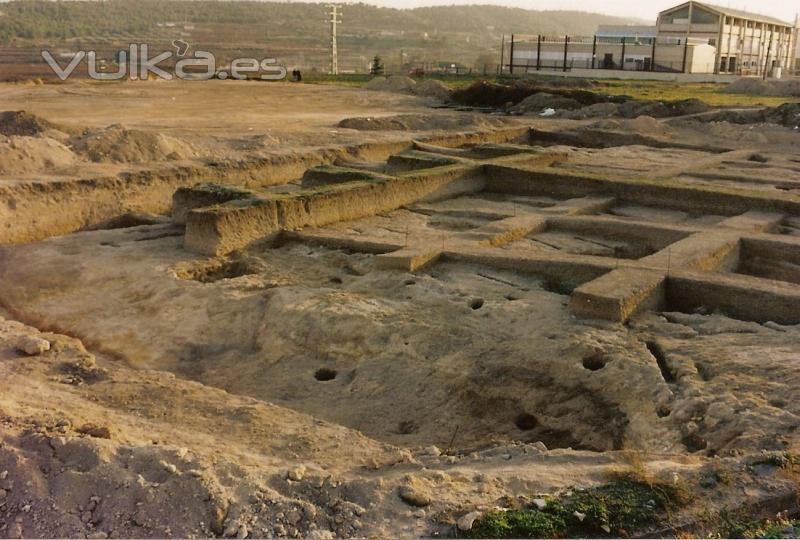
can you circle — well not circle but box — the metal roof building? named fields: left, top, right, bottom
left=656, top=1, right=797, bottom=74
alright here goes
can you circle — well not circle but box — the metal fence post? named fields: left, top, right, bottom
left=537, top=34, right=542, bottom=71
left=509, top=34, right=515, bottom=74
left=682, top=39, right=688, bottom=73
left=651, top=38, right=656, bottom=71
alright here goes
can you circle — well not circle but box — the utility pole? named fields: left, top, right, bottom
left=326, top=4, right=341, bottom=75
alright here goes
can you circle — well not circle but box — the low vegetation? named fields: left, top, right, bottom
left=462, top=473, right=692, bottom=538
left=596, top=79, right=799, bottom=107
left=715, top=511, right=799, bottom=539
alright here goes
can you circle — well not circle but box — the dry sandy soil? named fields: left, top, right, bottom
left=1, top=79, right=800, bottom=539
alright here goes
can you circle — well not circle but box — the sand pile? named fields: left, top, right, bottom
left=0, top=110, right=60, bottom=137
left=725, top=78, right=800, bottom=97
left=337, top=113, right=509, bottom=131
left=70, top=125, right=196, bottom=163
left=0, top=135, right=77, bottom=175
left=364, top=75, right=417, bottom=93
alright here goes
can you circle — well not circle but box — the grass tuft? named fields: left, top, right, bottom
left=464, top=473, right=692, bottom=538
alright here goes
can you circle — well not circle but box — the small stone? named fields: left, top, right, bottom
left=532, top=441, right=548, bottom=452
left=306, top=530, right=333, bottom=540
left=77, top=424, right=112, bottom=439
left=398, top=485, right=431, bottom=507
left=223, top=523, right=239, bottom=538
left=211, top=505, right=227, bottom=536
left=457, top=511, right=482, bottom=531
left=413, top=509, right=425, bottom=518
left=285, top=509, right=302, bottom=525
left=573, top=511, right=586, bottom=522
left=22, top=504, right=32, bottom=513
left=236, top=524, right=248, bottom=539
left=87, top=532, right=108, bottom=539
left=423, top=446, right=441, bottom=457
left=287, top=466, right=306, bottom=482
left=532, top=498, right=547, bottom=510
left=0, top=489, right=6, bottom=499
left=15, top=336, right=50, bottom=356
left=764, top=321, right=787, bottom=332
left=601, top=524, right=611, bottom=534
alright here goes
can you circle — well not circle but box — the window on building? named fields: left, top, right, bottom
left=661, top=6, right=689, bottom=24
left=691, top=6, right=719, bottom=24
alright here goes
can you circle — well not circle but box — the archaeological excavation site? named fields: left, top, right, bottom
left=1, top=77, right=800, bottom=539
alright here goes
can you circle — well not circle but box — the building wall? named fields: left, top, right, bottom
left=656, top=2, right=796, bottom=75
left=505, top=2, right=798, bottom=76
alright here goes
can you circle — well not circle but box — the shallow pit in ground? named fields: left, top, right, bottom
left=174, top=256, right=261, bottom=283
left=735, top=239, right=800, bottom=286
left=173, top=253, right=633, bottom=452
left=603, top=204, right=725, bottom=227
left=1, top=218, right=672, bottom=456
left=521, top=228, right=661, bottom=260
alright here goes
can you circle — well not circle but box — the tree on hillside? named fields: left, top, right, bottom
left=370, top=55, right=384, bottom=76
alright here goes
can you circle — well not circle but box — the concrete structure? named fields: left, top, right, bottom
left=505, top=1, right=798, bottom=75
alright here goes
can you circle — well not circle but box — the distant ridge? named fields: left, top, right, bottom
left=0, top=0, right=646, bottom=71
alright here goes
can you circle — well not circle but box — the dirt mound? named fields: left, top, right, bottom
left=697, top=103, right=800, bottom=129
left=410, top=79, right=452, bottom=101
left=559, top=102, right=619, bottom=119
left=587, top=116, right=670, bottom=136
left=509, top=92, right=582, bottom=115
left=618, top=98, right=710, bottom=119
left=725, top=78, right=800, bottom=97
left=70, top=125, right=196, bottom=163
left=364, top=75, right=417, bottom=93
left=0, top=110, right=59, bottom=136
left=764, top=103, right=800, bottom=128
left=0, top=135, right=77, bottom=175
left=451, top=80, right=613, bottom=109
left=337, top=113, right=508, bottom=131
left=451, top=81, right=711, bottom=118
left=625, top=115, right=670, bottom=135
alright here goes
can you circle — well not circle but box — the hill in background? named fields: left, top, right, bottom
left=0, top=1, right=645, bottom=74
